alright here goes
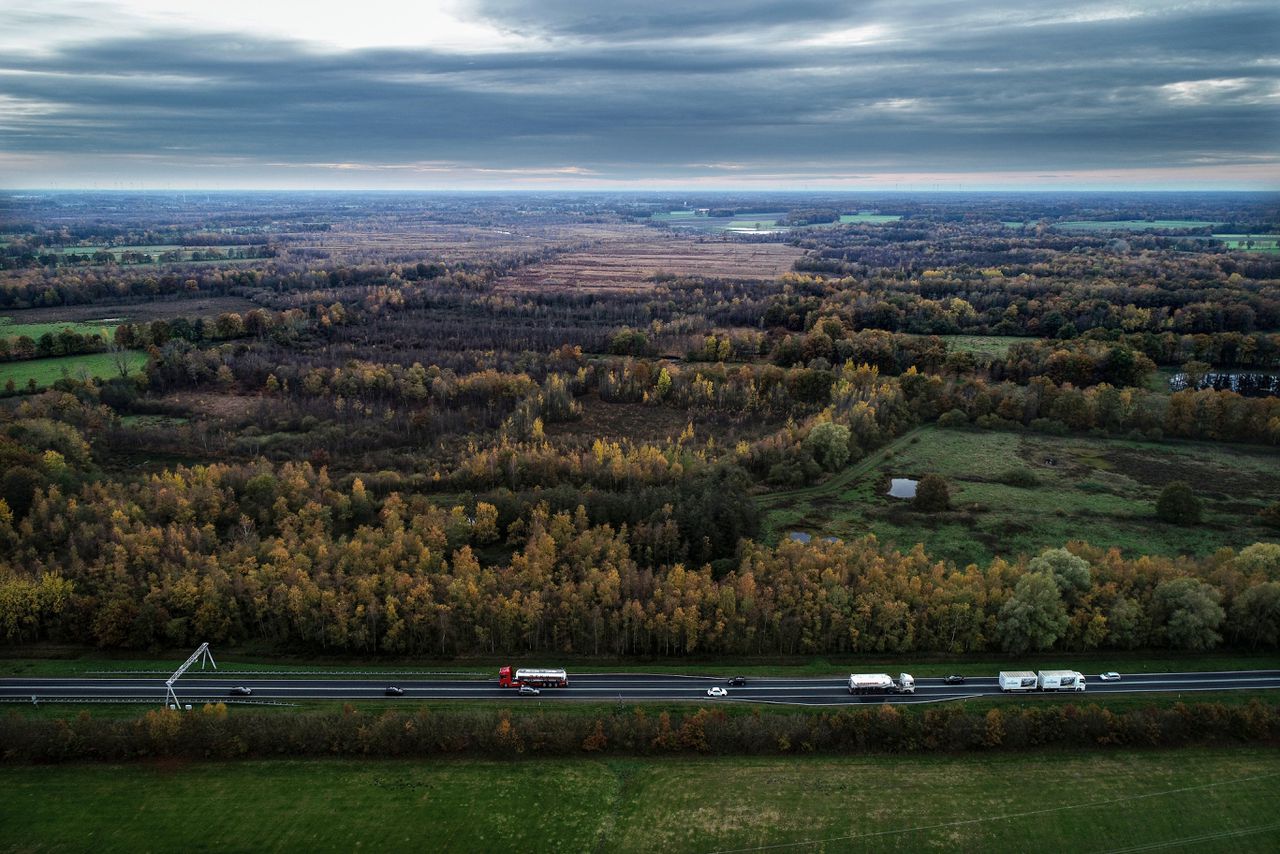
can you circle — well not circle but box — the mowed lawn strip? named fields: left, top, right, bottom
left=1, top=749, right=1277, bottom=853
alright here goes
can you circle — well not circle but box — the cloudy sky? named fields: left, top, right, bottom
left=1, top=0, right=1278, bottom=189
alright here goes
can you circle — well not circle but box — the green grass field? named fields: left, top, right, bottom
left=1, top=749, right=1276, bottom=852
left=0, top=351, right=146, bottom=389
left=1214, top=234, right=1280, bottom=253
left=39, top=245, right=262, bottom=267
left=1002, top=220, right=1222, bottom=231
left=0, top=315, right=119, bottom=342
left=840, top=213, right=902, bottom=223
left=1057, top=220, right=1221, bottom=231
left=726, top=218, right=780, bottom=230
left=936, top=334, right=1037, bottom=359
left=652, top=212, right=899, bottom=232
left=762, top=426, right=1280, bottom=565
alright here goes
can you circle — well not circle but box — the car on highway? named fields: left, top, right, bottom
left=229, top=686, right=252, bottom=696
left=944, top=675, right=966, bottom=685
left=518, top=685, right=540, bottom=696
left=385, top=686, right=405, bottom=696
left=707, top=686, right=728, bottom=697
left=1100, top=672, right=1121, bottom=681
left=728, top=676, right=747, bottom=686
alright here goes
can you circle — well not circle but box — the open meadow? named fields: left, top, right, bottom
left=0, top=351, right=146, bottom=389
left=1, top=748, right=1276, bottom=853
left=762, top=426, right=1280, bottom=565
left=0, top=316, right=118, bottom=342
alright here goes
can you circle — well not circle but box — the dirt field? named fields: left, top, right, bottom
left=4, top=296, right=264, bottom=325
left=276, top=222, right=621, bottom=265
left=163, top=391, right=268, bottom=420
left=497, top=229, right=802, bottom=292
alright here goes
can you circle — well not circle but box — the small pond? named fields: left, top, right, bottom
left=1169, top=371, right=1279, bottom=397
left=888, top=478, right=918, bottom=499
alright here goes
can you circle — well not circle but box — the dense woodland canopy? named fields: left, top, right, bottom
left=0, top=192, right=1277, bottom=655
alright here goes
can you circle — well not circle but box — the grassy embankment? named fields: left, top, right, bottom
left=760, top=425, right=1279, bottom=566
left=1, top=749, right=1277, bottom=852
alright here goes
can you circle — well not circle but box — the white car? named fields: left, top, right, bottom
left=1100, top=672, right=1121, bottom=681
left=706, top=686, right=728, bottom=697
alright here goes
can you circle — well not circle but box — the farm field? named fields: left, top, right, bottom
left=840, top=212, right=901, bottom=223
left=0, top=296, right=264, bottom=325
left=1215, top=234, right=1280, bottom=252
left=497, top=232, right=803, bottom=291
left=650, top=211, right=900, bottom=232
left=0, top=316, right=117, bottom=342
left=45, top=244, right=260, bottom=262
left=1002, top=219, right=1223, bottom=231
left=761, top=426, right=1280, bottom=566
left=1, top=749, right=1276, bottom=853
left=0, top=351, right=146, bottom=389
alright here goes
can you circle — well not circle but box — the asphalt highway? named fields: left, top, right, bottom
left=3, top=670, right=1279, bottom=707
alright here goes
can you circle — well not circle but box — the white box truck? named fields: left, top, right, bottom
left=998, top=671, right=1039, bottom=693
left=848, top=673, right=915, bottom=694
left=1037, top=670, right=1086, bottom=692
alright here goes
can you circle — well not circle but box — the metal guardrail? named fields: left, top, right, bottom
left=85, top=670, right=489, bottom=677
left=2, top=697, right=296, bottom=707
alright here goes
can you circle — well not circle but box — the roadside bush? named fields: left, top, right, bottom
left=1, top=701, right=1276, bottom=763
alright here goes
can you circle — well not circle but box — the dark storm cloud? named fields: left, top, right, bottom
left=1, top=0, right=1277, bottom=185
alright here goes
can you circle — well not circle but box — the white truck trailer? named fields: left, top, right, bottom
left=848, top=673, right=915, bottom=695
left=1037, top=670, right=1086, bottom=692
left=998, top=671, right=1039, bottom=693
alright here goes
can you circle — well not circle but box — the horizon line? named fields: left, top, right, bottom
left=5, top=187, right=1280, bottom=195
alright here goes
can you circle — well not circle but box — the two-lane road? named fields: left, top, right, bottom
left=3, top=670, right=1279, bottom=706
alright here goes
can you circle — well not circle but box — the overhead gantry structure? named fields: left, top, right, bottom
left=165, top=642, right=216, bottom=708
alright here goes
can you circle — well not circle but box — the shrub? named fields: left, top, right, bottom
left=999, top=468, right=1039, bottom=488
left=1156, top=481, right=1202, bottom=526
left=914, top=474, right=950, bottom=512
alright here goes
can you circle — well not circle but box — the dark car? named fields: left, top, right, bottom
left=944, top=675, right=966, bottom=685
left=385, top=686, right=405, bottom=696
left=229, top=686, right=252, bottom=696
left=728, top=676, right=747, bottom=687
